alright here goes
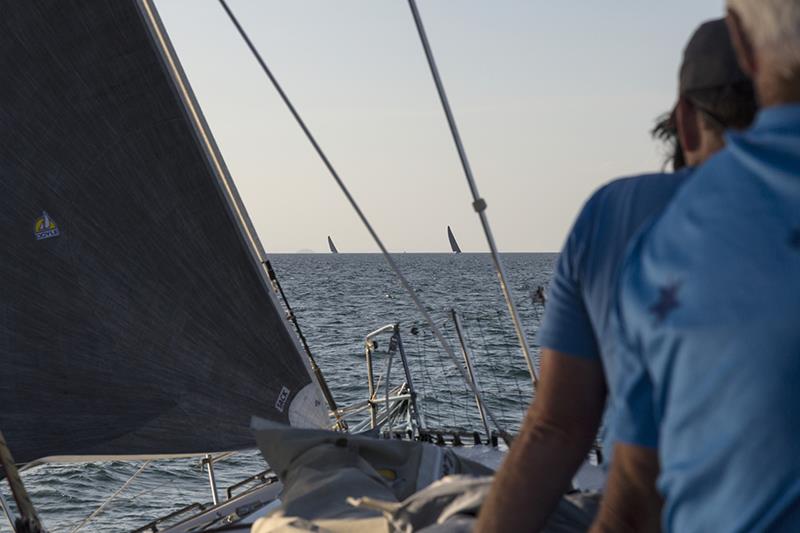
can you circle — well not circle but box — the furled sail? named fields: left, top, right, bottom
left=328, top=236, right=339, bottom=254
left=447, top=226, right=462, bottom=254
left=0, top=0, right=328, bottom=465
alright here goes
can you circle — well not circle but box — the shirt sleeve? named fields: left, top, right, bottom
left=611, top=345, right=658, bottom=448
left=609, top=237, right=659, bottom=448
left=537, top=192, right=602, bottom=359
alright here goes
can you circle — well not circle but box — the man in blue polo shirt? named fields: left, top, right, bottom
left=476, top=19, right=757, bottom=532
left=593, top=1, right=800, bottom=532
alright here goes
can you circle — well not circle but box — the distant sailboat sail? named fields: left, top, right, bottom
left=447, top=226, right=462, bottom=254
left=0, top=0, right=327, bottom=465
left=328, top=236, right=339, bottom=254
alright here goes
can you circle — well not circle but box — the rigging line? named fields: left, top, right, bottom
left=217, top=0, right=510, bottom=441
left=263, top=260, right=345, bottom=430
left=406, top=0, right=539, bottom=388
left=69, top=460, right=151, bottom=533
left=384, top=351, right=396, bottom=435
left=495, top=308, right=529, bottom=421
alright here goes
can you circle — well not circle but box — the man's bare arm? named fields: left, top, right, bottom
left=475, top=349, right=606, bottom=532
left=590, top=443, right=662, bottom=533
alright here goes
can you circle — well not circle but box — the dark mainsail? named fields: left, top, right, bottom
left=328, top=236, right=339, bottom=254
left=447, top=226, right=462, bottom=254
left=0, top=0, right=327, bottom=464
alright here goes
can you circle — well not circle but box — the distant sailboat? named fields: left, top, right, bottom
left=447, top=226, right=462, bottom=254
left=328, top=236, right=339, bottom=254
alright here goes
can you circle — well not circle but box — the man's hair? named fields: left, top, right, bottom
left=684, top=80, right=757, bottom=132
left=651, top=81, right=756, bottom=172
left=727, top=0, right=800, bottom=78
left=652, top=112, right=686, bottom=171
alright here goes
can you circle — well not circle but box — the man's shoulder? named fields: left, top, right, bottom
left=562, top=170, right=690, bottom=291
left=594, top=170, right=691, bottom=206
left=649, top=149, right=752, bottom=241
left=573, top=170, right=690, bottom=237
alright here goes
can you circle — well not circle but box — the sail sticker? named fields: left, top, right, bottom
left=34, top=211, right=60, bottom=241
left=275, top=386, right=291, bottom=413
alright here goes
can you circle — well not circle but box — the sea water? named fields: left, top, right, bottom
left=9, top=253, right=556, bottom=532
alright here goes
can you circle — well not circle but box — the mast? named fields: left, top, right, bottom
left=0, top=432, right=44, bottom=531
left=447, top=226, right=462, bottom=254
left=327, top=236, right=339, bottom=254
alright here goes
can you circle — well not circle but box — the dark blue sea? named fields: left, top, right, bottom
left=11, top=253, right=556, bottom=532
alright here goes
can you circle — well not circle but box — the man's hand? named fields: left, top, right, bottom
left=590, top=443, right=662, bottom=533
left=475, top=350, right=606, bottom=532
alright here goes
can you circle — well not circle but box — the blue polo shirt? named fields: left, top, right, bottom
left=614, top=105, right=800, bottom=532
left=537, top=169, right=691, bottom=449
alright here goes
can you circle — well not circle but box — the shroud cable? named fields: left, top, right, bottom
left=406, top=0, right=538, bottom=387
left=217, top=0, right=509, bottom=441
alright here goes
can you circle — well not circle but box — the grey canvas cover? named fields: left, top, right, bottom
left=250, top=423, right=598, bottom=533
left=250, top=422, right=491, bottom=532
left=0, top=0, right=326, bottom=464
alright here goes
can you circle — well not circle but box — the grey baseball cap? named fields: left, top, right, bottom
left=680, top=18, right=749, bottom=94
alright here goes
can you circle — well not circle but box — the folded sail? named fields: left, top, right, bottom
left=0, top=0, right=328, bottom=464
left=447, top=226, right=462, bottom=254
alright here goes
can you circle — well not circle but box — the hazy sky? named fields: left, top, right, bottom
left=156, top=0, right=725, bottom=252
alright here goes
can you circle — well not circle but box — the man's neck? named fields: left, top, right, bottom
left=757, top=71, right=800, bottom=108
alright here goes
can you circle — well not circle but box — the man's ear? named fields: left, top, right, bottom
left=676, top=96, right=700, bottom=155
left=727, top=9, right=757, bottom=77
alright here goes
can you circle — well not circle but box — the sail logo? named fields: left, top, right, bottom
left=34, top=211, right=60, bottom=241
left=275, top=386, right=291, bottom=413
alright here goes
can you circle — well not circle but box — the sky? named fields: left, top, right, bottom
left=155, top=0, right=726, bottom=252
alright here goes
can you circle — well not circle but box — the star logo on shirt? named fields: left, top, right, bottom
left=650, top=282, right=682, bottom=324
left=789, top=227, right=800, bottom=251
